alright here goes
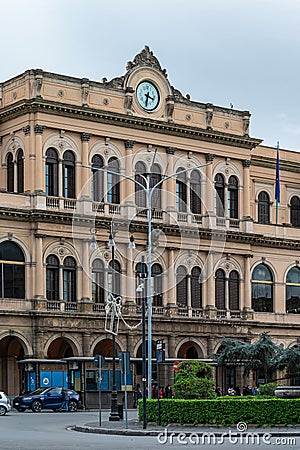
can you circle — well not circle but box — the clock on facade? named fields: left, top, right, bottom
left=136, top=81, right=160, bottom=111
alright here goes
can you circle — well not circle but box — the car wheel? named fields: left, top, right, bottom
left=68, top=401, right=77, bottom=412
left=31, top=400, right=42, bottom=413
left=16, top=408, right=25, bottom=412
left=0, top=406, right=7, bottom=416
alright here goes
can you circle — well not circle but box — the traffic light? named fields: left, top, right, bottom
left=93, top=354, right=105, bottom=368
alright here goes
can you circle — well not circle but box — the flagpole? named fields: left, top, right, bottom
left=275, top=141, right=280, bottom=225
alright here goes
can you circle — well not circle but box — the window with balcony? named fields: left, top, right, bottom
left=258, top=191, right=270, bottom=224
left=46, top=255, right=59, bottom=300
left=252, top=263, right=273, bottom=312
left=0, top=241, right=25, bottom=299
left=286, top=266, right=300, bottom=313
left=17, top=149, right=24, bottom=193
left=62, top=151, right=76, bottom=199
left=150, top=164, right=162, bottom=210
left=290, top=196, right=300, bottom=227
left=7, top=153, right=14, bottom=193
left=190, top=170, right=201, bottom=215
left=108, top=259, right=121, bottom=297
left=229, top=270, right=239, bottom=310
left=152, top=263, right=163, bottom=307
left=92, top=155, right=104, bottom=202
left=63, top=256, right=77, bottom=302
left=191, top=266, right=202, bottom=308
left=107, top=157, right=120, bottom=204
left=215, top=268, right=225, bottom=309
left=45, top=148, right=59, bottom=196
left=176, top=168, right=187, bottom=212
left=228, top=175, right=238, bottom=219
left=92, top=259, right=105, bottom=303
left=176, top=265, right=187, bottom=307
left=215, top=173, right=225, bottom=217
left=135, top=161, right=147, bottom=208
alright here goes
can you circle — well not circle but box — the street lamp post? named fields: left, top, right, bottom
left=108, top=226, right=120, bottom=421
left=85, top=159, right=210, bottom=400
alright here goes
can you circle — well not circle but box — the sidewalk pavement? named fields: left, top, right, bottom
left=72, top=411, right=300, bottom=437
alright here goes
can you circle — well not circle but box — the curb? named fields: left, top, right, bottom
left=71, top=425, right=300, bottom=437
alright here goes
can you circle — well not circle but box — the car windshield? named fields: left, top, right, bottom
left=26, top=388, right=48, bottom=395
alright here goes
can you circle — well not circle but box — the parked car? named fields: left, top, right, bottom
left=13, top=387, right=80, bottom=412
left=0, top=392, right=12, bottom=415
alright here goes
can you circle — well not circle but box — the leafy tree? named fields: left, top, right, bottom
left=174, top=360, right=215, bottom=399
left=272, top=344, right=300, bottom=380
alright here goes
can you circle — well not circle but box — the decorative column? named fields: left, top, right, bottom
left=34, top=234, right=45, bottom=299
left=166, top=248, right=177, bottom=310
left=242, top=160, right=253, bottom=232
left=22, top=125, right=31, bottom=192
left=123, top=140, right=135, bottom=218
left=81, top=239, right=91, bottom=301
left=205, top=252, right=217, bottom=318
left=82, top=333, right=91, bottom=356
left=204, top=153, right=215, bottom=228
left=243, top=254, right=253, bottom=318
left=81, top=133, right=91, bottom=198
left=164, top=147, right=176, bottom=224
left=125, top=245, right=135, bottom=305
left=34, top=125, right=45, bottom=192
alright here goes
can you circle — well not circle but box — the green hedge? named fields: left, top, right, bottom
left=138, top=398, right=300, bottom=426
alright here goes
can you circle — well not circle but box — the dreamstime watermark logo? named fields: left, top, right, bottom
left=72, top=153, right=226, bottom=300
left=157, top=422, right=297, bottom=446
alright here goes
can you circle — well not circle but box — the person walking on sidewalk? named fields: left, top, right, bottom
left=61, top=388, right=69, bottom=412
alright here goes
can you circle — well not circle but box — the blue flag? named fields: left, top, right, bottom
left=275, top=142, right=280, bottom=203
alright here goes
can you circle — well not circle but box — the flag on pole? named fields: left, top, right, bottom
left=275, top=141, right=280, bottom=203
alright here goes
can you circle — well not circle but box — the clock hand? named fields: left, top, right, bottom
left=145, top=91, right=154, bottom=107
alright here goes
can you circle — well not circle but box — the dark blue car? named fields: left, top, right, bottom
left=13, top=387, right=80, bottom=412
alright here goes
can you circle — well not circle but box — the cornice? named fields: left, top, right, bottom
left=251, top=155, right=300, bottom=173
left=0, top=206, right=300, bottom=250
left=0, top=99, right=262, bottom=150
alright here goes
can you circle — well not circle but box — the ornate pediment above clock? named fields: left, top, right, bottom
left=126, top=45, right=168, bottom=78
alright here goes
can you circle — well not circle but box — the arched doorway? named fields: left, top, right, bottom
left=0, top=336, right=26, bottom=395
left=177, top=341, right=203, bottom=359
left=47, top=338, right=75, bottom=359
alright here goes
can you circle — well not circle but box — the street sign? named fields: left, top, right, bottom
left=173, top=361, right=180, bottom=372
left=118, top=351, right=130, bottom=374
left=93, top=354, right=105, bottom=369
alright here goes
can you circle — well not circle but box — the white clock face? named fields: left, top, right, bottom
left=136, top=81, right=160, bottom=111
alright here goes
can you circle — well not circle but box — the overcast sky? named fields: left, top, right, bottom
left=1, top=0, right=300, bottom=152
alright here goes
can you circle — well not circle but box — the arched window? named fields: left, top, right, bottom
left=135, top=261, right=147, bottom=305
left=152, top=263, right=163, bottom=306
left=45, top=148, right=59, bottom=196
left=0, top=241, right=25, bottom=299
left=176, top=265, right=187, bottom=307
left=92, top=259, right=105, bottom=303
left=286, top=266, right=300, bottom=313
left=46, top=255, right=59, bottom=301
left=215, top=174, right=225, bottom=217
left=16, top=149, right=24, bottom=193
left=176, top=168, right=187, bottom=212
left=92, top=155, right=104, bottom=202
left=258, top=191, right=270, bottom=224
left=229, top=270, right=239, bottom=310
left=108, top=259, right=121, bottom=297
left=190, top=170, right=201, bottom=215
left=7, top=152, right=14, bottom=193
left=62, top=151, right=75, bottom=198
left=252, top=264, right=273, bottom=312
left=107, top=157, right=120, bottom=204
left=228, top=175, right=238, bottom=219
left=135, top=161, right=147, bottom=208
left=63, top=256, right=76, bottom=302
left=215, top=269, right=225, bottom=309
left=290, top=196, right=300, bottom=228
left=191, top=266, right=202, bottom=308
left=150, top=164, right=162, bottom=210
